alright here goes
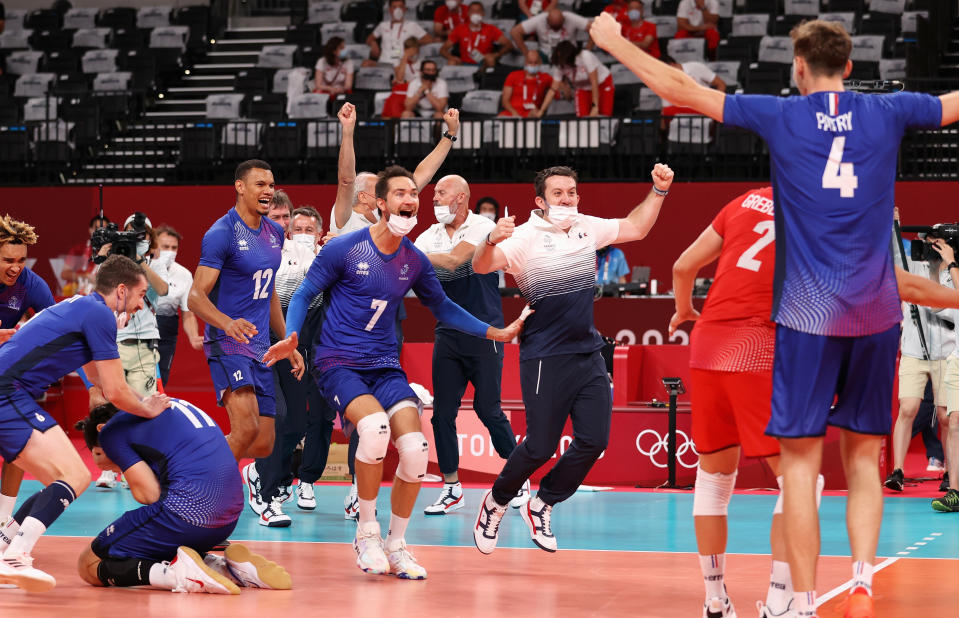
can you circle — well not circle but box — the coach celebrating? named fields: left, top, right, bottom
left=471, top=163, right=674, bottom=554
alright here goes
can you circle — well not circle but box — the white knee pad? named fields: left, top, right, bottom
left=394, top=432, right=429, bottom=483
left=692, top=468, right=737, bottom=516
left=355, top=412, right=391, bottom=464
left=773, top=474, right=825, bottom=514
left=385, top=397, right=422, bottom=419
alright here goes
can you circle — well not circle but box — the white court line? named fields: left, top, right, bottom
left=816, top=557, right=899, bottom=607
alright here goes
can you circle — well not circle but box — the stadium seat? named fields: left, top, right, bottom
left=343, top=0, right=382, bottom=23
left=206, top=93, right=246, bottom=120
left=492, top=0, right=520, bottom=19
left=262, top=121, right=304, bottom=160
left=744, top=62, right=787, bottom=94
left=24, top=9, right=62, bottom=32
left=308, top=2, right=344, bottom=24
left=221, top=121, right=262, bottom=161
left=288, top=93, right=330, bottom=119
left=249, top=94, right=288, bottom=122
left=440, top=64, right=479, bottom=93
left=6, top=51, right=44, bottom=76
left=825, top=0, right=864, bottom=12
left=770, top=14, right=804, bottom=35
left=72, top=28, right=111, bottom=50
left=783, top=0, right=820, bottom=17
left=137, top=6, right=172, bottom=29
left=322, top=21, right=357, bottom=44
left=82, top=49, right=120, bottom=74
left=859, top=12, right=900, bottom=39
left=417, top=0, right=443, bottom=20
left=63, top=8, right=99, bottom=31
left=30, top=29, right=73, bottom=52
left=395, top=119, right=436, bottom=158
left=98, top=7, right=138, bottom=31
left=354, top=66, right=394, bottom=91
left=285, top=24, right=319, bottom=47
left=14, top=73, right=56, bottom=99
left=460, top=89, right=501, bottom=116
left=60, top=96, right=100, bottom=146
left=42, top=50, right=80, bottom=73
left=574, top=0, right=607, bottom=18
left=111, top=28, right=146, bottom=50
left=818, top=12, right=857, bottom=35
left=646, top=15, right=678, bottom=40
left=667, top=38, right=706, bottom=63
left=477, top=66, right=513, bottom=91
left=53, top=73, right=89, bottom=97
left=235, top=69, right=271, bottom=95
left=305, top=119, right=341, bottom=158
left=172, top=5, right=212, bottom=50
left=731, top=14, right=771, bottom=37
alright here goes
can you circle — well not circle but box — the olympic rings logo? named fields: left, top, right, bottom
left=635, top=429, right=699, bottom=469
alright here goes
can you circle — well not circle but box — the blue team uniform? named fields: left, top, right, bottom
left=198, top=207, right=284, bottom=416
left=91, top=398, right=243, bottom=561
left=285, top=227, right=489, bottom=419
left=0, top=268, right=55, bottom=329
left=0, top=293, right=118, bottom=461
left=724, top=90, right=942, bottom=437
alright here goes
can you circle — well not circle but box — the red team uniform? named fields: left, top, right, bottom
left=447, top=23, right=504, bottom=64
left=689, top=187, right=779, bottom=457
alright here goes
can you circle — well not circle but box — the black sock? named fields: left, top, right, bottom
left=97, top=557, right=159, bottom=587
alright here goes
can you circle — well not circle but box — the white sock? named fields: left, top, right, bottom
left=0, top=517, right=18, bottom=554
left=385, top=513, right=410, bottom=552
left=0, top=494, right=15, bottom=522
left=698, top=553, right=726, bottom=600
left=850, top=561, right=873, bottom=595
left=766, top=560, right=793, bottom=613
left=5, top=516, right=45, bottom=557
left=357, top=498, right=376, bottom=524
left=149, top=562, right=177, bottom=589
left=793, top=591, right=817, bottom=617
left=446, top=482, right=462, bottom=494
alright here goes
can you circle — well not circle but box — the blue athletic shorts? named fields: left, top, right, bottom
left=767, top=323, right=899, bottom=438
left=91, top=500, right=237, bottom=562
left=0, top=391, right=59, bottom=462
left=207, top=354, right=277, bottom=417
left=315, top=365, right=417, bottom=426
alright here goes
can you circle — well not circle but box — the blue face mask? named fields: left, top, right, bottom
left=525, top=65, right=539, bottom=75
left=628, top=9, right=641, bottom=21
left=339, top=48, right=349, bottom=60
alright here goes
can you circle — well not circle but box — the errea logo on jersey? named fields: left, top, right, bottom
left=356, top=262, right=370, bottom=275
left=238, top=239, right=249, bottom=251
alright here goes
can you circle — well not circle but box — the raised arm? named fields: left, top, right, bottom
left=896, top=265, right=959, bottom=309
left=473, top=214, right=515, bottom=273
left=615, top=163, right=674, bottom=243
left=333, top=103, right=358, bottom=230
left=591, top=12, right=724, bottom=121
left=412, top=108, right=460, bottom=189
left=941, top=90, right=959, bottom=126
left=669, top=224, right=723, bottom=335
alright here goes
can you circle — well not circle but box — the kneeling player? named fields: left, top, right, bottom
left=75, top=398, right=291, bottom=594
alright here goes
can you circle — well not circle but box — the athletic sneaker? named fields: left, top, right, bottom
left=927, top=457, right=945, bottom=472
left=424, top=482, right=464, bottom=515
left=243, top=462, right=266, bottom=515
left=931, top=488, right=959, bottom=512
left=353, top=520, right=389, bottom=575
left=387, top=541, right=427, bottom=580
left=297, top=482, right=316, bottom=511
left=756, top=601, right=793, bottom=617
left=276, top=485, right=294, bottom=504
left=703, top=596, right=737, bottom=618
left=258, top=498, right=292, bottom=527
left=344, top=483, right=359, bottom=520
left=0, top=553, right=56, bottom=592
left=96, top=470, right=117, bottom=489
left=220, top=542, right=292, bottom=589
left=938, top=472, right=950, bottom=493
left=510, top=479, right=532, bottom=509
left=843, top=586, right=873, bottom=618
left=883, top=468, right=904, bottom=492
left=170, top=546, right=240, bottom=594
left=519, top=496, right=557, bottom=552
left=473, top=490, right=507, bottom=555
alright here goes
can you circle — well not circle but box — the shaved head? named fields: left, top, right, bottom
left=436, top=174, right=469, bottom=197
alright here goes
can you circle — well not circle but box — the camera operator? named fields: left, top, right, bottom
left=886, top=219, right=958, bottom=493
left=152, top=225, right=203, bottom=387
left=935, top=242, right=959, bottom=512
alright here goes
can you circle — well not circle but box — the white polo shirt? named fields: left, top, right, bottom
left=155, top=261, right=192, bottom=317
left=406, top=76, right=450, bottom=117
left=901, top=259, right=956, bottom=360
left=520, top=11, right=591, bottom=58
left=550, top=49, right=611, bottom=90
left=497, top=210, right=619, bottom=360
left=414, top=212, right=493, bottom=283
left=330, top=207, right=376, bottom=235
left=275, top=237, right=321, bottom=309
left=372, top=19, right=428, bottom=66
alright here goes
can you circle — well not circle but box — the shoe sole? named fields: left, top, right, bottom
left=258, top=515, right=292, bottom=527
left=224, top=543, right=292, bottom=589
left=297, top=500, right=316, bottom=511
left=393, top=570, right=427, bottom=580
left=883, top=482, right=903, bottom=492
left=931, top=501, right=959, bottom=512
left=0, top=567, right=55, bottom=593
left=178, top=546, right=241, bottom=595
left=424, top=499, right=464, bottom=516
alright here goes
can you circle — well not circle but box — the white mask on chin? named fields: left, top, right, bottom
left=386, top=213, right=418, bottom=236
left=433, top=204, right=456, bottom=225
left=480, top=211, right=496, bottom=221
left=547, top=204, right=578, bottom=229
left=115, top=289, right=129, bottom=329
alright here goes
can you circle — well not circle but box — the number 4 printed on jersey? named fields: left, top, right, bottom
left=822, top=136, right=858, bottom=198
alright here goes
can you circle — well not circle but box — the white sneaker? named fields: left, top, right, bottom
left=258, top=498, right=292, bottom=527
left=243, top=463, right=266, bottom=516
left=756, top=600, right=793, bottom=617
left=509, top=479, right=532, bottom=509
left=387, top=541, right=427, bottom=580
left=0, top=553, right=56, bottom=592
left=703, top=596, right=737, bottom=618
left=424, top=482, right=464, bottom=515
left=519, top=496, right=557, bottom=552
left=344, top=483, right=358, bottom=521
left=297, top=482, right=316, bottom=511
left=276, top=485, right=294, bottom=504
left=171, top=546, right=240, bottom=594
left=353, top=521, right=389, bottom=575
left=928, top=457, right=946, bottom=472
left=473, top=490, right=508, bottom=555
left=96, top=470, right=117, bottom=489
left=222, top=542, right=292, bottom=589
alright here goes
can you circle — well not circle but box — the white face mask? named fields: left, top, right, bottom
left=157, top=250, right=176, bottom=266
left=136, top=240, right=150, bottom=257
left=525, top=64, right=539, bottom=75
left=386, top=213, right=418, bottom=236
left=292, top=233, right=316, bottom=251
left=433, top=204, right=456, bottom=225
left=480, top=211, right=496, bottom=221
left=628, top=9, right=641, bottom=22
left=392, top=7, right=405, bottom=20
left=469, top=13, right=483, bottom=25
left=115, top=288, right=129, bottom=329
left=445, top=0, right=458, bottom=8
left=547, top=204, right=578, bottom=229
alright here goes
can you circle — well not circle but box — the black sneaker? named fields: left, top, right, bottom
left=939, top=472, right=950, bottom=493
left=931, top=488, right=959, bottom=513
left=883, top=468, right=904, bottom=492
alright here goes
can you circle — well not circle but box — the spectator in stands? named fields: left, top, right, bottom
left=153, top=225, right=202, bottom=388
left=314, top=36, right=354, bottom=96
left=603, top=0, right=630, bottom=27
left=623, top=0, right=660, bottom=59
left=500, top=49, right=553, bottom=117
left=536, top=41, right=613, bottom=117
left=403, top=60, right=449, bottom=118
left=434, top=0, right=468, bottom=39
left=394, top=36, right=423, bottom=84
left=367, top=0, right=433, bottom=67
left=510, top=8, right=592, bottom=61
left=519, top=0, right=557, bottom=20
left=441, top=2, right=513, bottom=68
left=596, top=245, right=630, bottom=284
left=268, top=190, right=293, bottom=231
left=675, top=0, right=720, bottom=61
left=62, top=214, right=109, bottom=296
left=659, top=54, right=725, bottom=116
left=475, top=197, right=500, bottom=221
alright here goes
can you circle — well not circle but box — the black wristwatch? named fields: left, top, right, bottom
left=442, top=130, right=457, bottom=142
left=948, top=261, right=959, bottom=271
